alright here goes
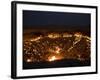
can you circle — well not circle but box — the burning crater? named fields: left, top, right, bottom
left=23, top=32, right=91, bottom=69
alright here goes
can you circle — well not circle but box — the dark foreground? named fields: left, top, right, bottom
left=23, top=59, right=90, bottom=69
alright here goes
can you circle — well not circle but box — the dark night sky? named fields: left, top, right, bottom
left=23, top=10, right=90, bottom=30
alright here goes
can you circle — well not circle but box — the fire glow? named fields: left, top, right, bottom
left=48, top=55, right=62, bottom=62
left=23, top=32, right=90, bottom=63
left=49, top=56, right=57, bottom=61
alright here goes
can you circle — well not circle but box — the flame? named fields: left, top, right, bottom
left=68, top=32, right=82, bottom=52
left=30, top=37, right=41, bottom=42
left=55, top=47, right=61, bottom=54
left=49, top=56, right=57, bottom=61
left=48, top=33, right=60, bottom=38
left=27, top=59, right=32, bottom=62
left=48, top=46, right=61, bottom=54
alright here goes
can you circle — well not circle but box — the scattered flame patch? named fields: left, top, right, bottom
left=49, top=56, right=57, bottom=61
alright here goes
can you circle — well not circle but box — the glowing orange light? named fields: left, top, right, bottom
left=27, top=59, right=32, bottom=62
left=30, top=37, right=41, bottom=42
left=55, top=47, right=61, bottom=54
left=49, top=56, right=57, bottom=61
